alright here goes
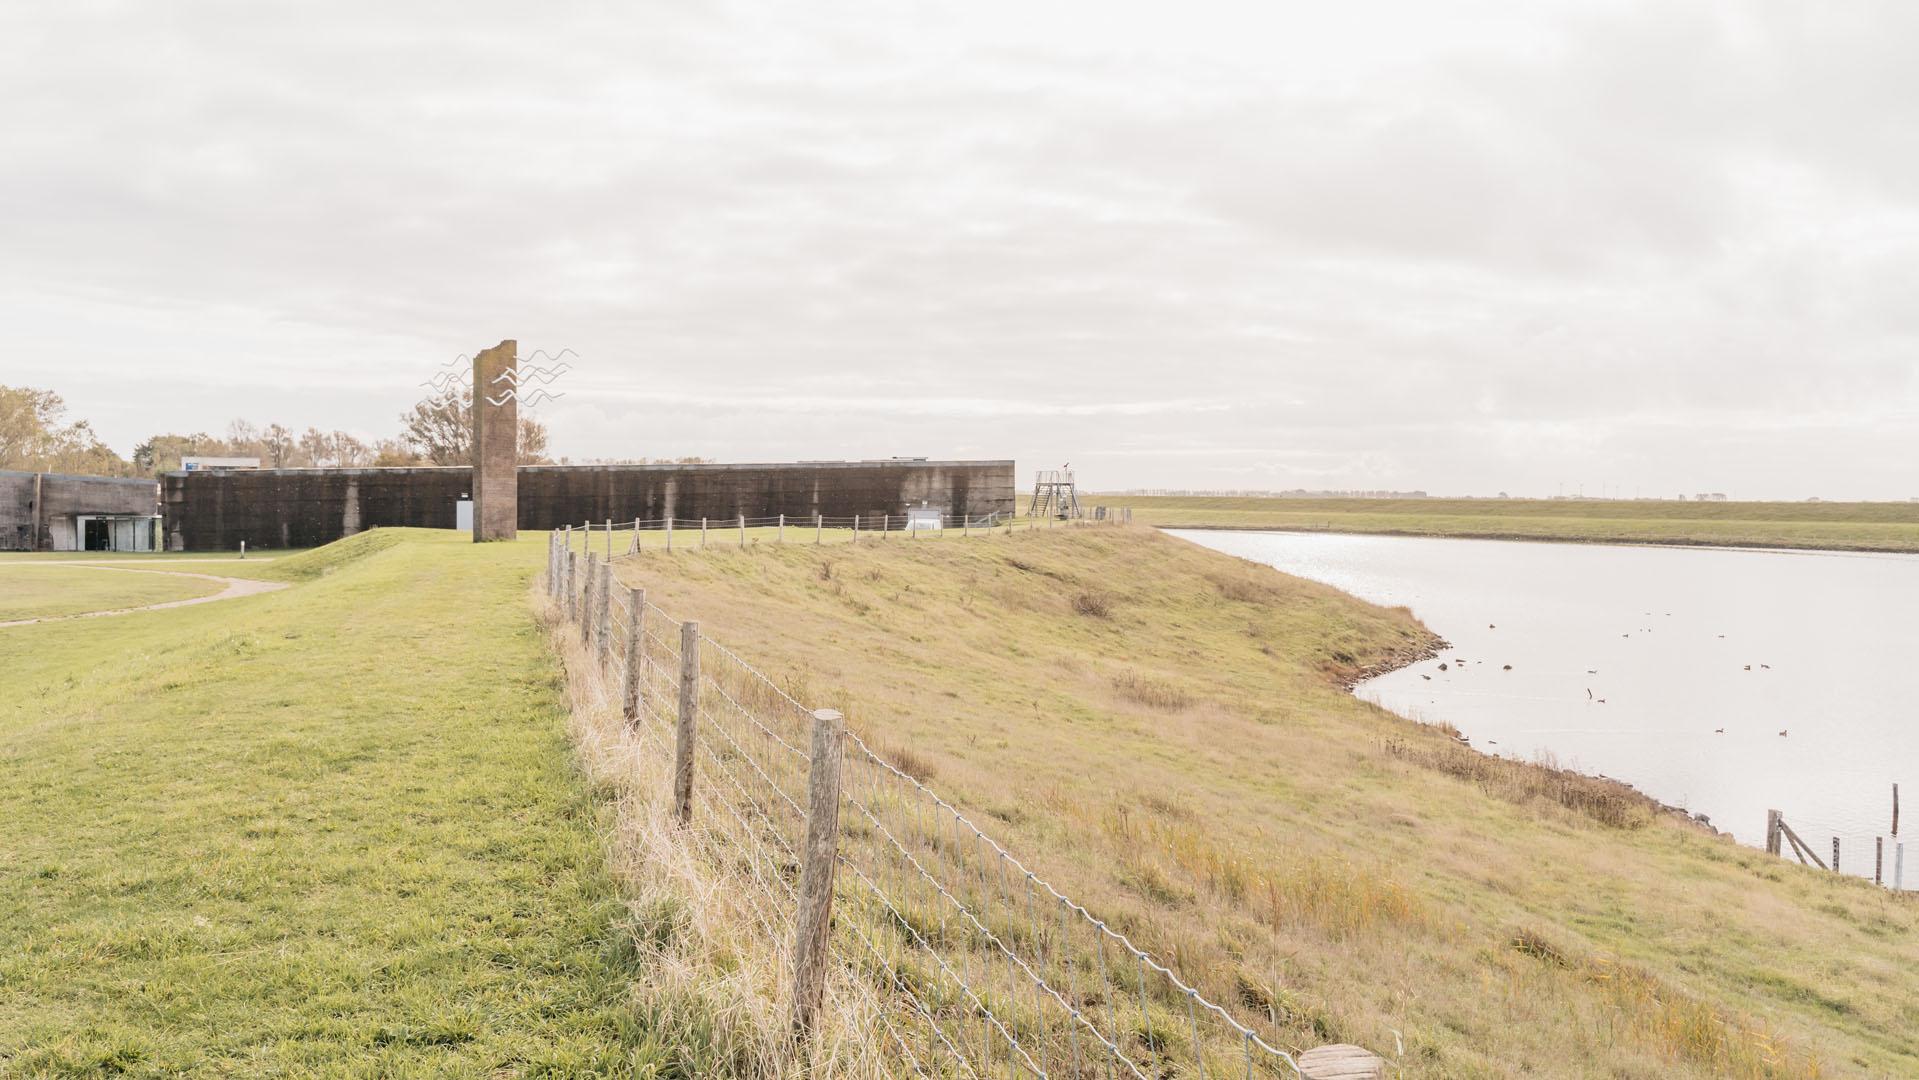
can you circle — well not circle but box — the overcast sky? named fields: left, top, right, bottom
left=3, top=1, right=1914, bottom=498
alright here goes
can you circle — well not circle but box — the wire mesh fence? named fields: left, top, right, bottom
left=546, top=529, right=1304, bottom=1078
left=545, top=509, right=1138, bottom=560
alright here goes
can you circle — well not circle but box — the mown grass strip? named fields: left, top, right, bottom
left=0, top=529, right=646, bottom=1077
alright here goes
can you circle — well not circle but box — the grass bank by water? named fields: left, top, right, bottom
left=614, top=525, right=1919, bottom=1077
left=1093, top=495, right=1919, bottom=552
left=0, top=529, right=647, bottom=1076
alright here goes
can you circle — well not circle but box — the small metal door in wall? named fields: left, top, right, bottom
left=456, top=499, right=474, bottom=532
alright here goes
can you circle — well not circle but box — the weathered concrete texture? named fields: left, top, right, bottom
left=0, top=471, right=161, bottom=551
left=163, top=468, right=470, bottom=551
left=161, top=460, right=1014, bottom=551
left=472, top=340, right=518, bottom=542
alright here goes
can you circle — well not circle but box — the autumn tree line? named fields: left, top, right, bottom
left=1, top=383, right=553, bottom=477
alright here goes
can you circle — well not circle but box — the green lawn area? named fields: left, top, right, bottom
left=0, top=529, right=646, bottom=1077
left=0, top=565, right=225, bottom=622
left=1092, top=494, right=1919, bottom=552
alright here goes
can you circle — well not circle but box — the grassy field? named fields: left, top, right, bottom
left=611, top=525, right=1919, bottom=1077
left=0, top=565, right=225, bottom=621
left=1091, top=495, right=1919, bottom=552
left=0, top=530, right=653, bottom=1076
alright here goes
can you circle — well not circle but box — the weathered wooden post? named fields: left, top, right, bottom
left=623, top=587, right=645, bottom=722
left=779, top=513, right=786, bottom=543
left=605, top=518, right=613, bottom=559
left=701, top=517, right=708, bottom=548
left=790, top=707, right=846, bottom=1042
left=628, top=518, right=640, bottom=555
left=1897, top=842, right=1906, bottom=891
left=815, top=513, right=823, bottom=544
left=666, top=515, right=674, bottom=554
left=1766, top=810, right=1783, bottom=856
left=853, top=515, right=860, bottom=541
left=1894, top=783, right=1901, bottom=839
left=739, top=514, right=746, bottom=549
left=1833, top=837, right=1841, bottom=874
left=596, top=557, right=612, bottom=662
left=882, top=514, right=889, bottom=539
left=674, top=621, right=701, bottom=824
left=566, top=552, right=579, bottom=622
left=581, top=558, right=597, bottom=646
left=1876, top=838, right=1885, bottom=885
left=1299, top=1045, right=1386, bottom=1079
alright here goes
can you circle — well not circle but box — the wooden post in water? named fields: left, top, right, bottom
left=673, top=621, right=701, bottom=824
left=623, top=587, right=644, bottom=722
left=790, top=708, right=846, bottom=1043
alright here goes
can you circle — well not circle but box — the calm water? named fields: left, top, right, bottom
left=1174, top=530, right=1918, bottom=873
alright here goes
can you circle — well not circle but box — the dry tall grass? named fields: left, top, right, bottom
left=538, top=589, right=899, bottom=1079
left=569, top=527, right=1914, bottom=1077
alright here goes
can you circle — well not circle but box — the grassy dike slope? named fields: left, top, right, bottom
left=0, top=530, right=644, bottom=1077
left=616, top=526, right=1918, bottom=1077
left=1095, top=495, right=1919, bottom=553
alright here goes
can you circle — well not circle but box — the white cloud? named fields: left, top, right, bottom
left=0, top=0, right=1914, bottom=498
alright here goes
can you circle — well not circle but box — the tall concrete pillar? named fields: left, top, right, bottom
left=472, top=340, right=519, bottom=542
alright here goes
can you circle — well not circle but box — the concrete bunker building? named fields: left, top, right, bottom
left=0, top=471, right=164, bottom=552
left=162, top=458, right=1016, bottom=551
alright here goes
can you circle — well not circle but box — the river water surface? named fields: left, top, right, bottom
left=1174, top=529, right=1917, bottom=874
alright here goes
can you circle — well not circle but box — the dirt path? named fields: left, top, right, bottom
left=0, top=565, right=289, bottom=629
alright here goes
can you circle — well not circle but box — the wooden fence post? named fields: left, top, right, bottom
left=1876, top=837, right=1884, bottom=885
left=628, top=518, right=640, bottom=555
left=1833, top=837, right=1840, bottom=874
left=791, top=707, right=846, bottom=1042
left=1894, top=783, right=1901, bottom=839
left=816, top=513, right=823, bottom=544
left=605, top=519, right=613, bottom=560
left=739, top=514, right=746, bottom=549
left=779, top=513, right=786, bottom=543
left=701, top=517, right=708, bottom=548
left=596, top=558, right=612, bottom=661
left=1766, top=810, right=1782, bottom=856
left=854, top=515, right=861, bottom=541
left=673, top=621, right=701, bottom=824
left=623, top=587, right=644, bottom=722
left=1898, top=842, right=1906, bottom=891
left=566, top=552, right=579, bottom=622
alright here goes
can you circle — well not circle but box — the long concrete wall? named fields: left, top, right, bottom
left=0, top=471, right=160, bottom=551
left=162, top=460, right=1015, bottom=551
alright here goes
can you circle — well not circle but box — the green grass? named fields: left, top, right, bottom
left=1092, top=495, right=1919, bottom=552
left=0, top=529, right=648, bottom=1077
left=613, top=526, right=1919, bottom=1077
left=0, top=565, right=225, bottom=621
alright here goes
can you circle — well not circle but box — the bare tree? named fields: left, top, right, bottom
left=400, top=387, right=551, bottom=466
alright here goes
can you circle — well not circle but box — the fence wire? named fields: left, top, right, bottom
left=545, top=531, right=1302, bottom=1078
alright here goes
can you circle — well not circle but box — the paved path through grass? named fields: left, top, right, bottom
left=0, top=565, right=288, bottom=628
left=0, top=531, right=643, bottom=1076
